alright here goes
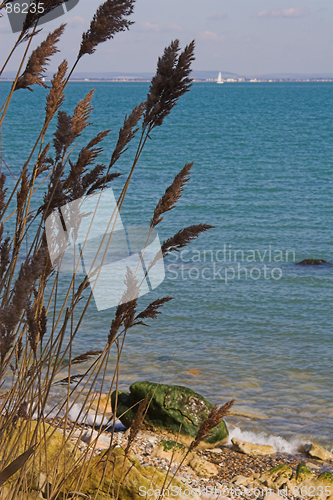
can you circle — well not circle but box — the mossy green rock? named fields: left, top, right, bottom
left=66, top=447, right=200, bottom=500
left=291, top=471, right=333, bottom=499
left=260, top=464, right=293, bottom=489
left=296, top=463, right=314, bottom=482
left=159, top=440, right=186, bottom=453
left=111, top=381, right=228, bottom=443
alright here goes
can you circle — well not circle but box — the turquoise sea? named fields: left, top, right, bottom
left=1, top=81, right=332, bottom=449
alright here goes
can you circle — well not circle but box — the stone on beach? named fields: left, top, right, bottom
left=65, top=446, right=201, bottom=500
left=289, top=472, right=333, bottom=499
left=81, top=428, right=112, bottom=449
left=248, top=461, right=333, bottom=499
left=263, top=492, right=282, bottom=500
left=259, top=463, right=293, bottom=489
left=88, top=392, right=113, bottom=416
left=151, top=440, right=218, bottom=477
left=111, top=381, right=228, bottom=444
left=231, top=437, right=275, bottom=456
left=296, top=462, right=314, bottom=482
left=231, top=474, right=253, bottom=486
left=305, top=443, right=333, bottom=462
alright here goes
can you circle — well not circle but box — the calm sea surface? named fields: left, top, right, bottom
left=1, top=81, right=332, bottom=448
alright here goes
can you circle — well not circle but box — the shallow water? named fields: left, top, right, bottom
left=1, top=81, right=332, bottom=447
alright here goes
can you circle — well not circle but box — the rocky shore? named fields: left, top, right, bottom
left=1, top=382, right=332, bottom=500
left=59, top=382, right=333, bottom=500
left=60, top=420, right=333, bottom=500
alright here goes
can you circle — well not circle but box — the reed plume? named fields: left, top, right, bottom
left=39, top=305, right=47, bottom=344
left=161, top=224, right=214, bottom=256
left=21, top=0, right=67, bottom=37
left=15, top=338, right=23, bottom=370
left=71, top=350, right=103, bottom=365
left=16, top=171, right=29, bottom=223
left=86, top=172, right=122, bottom=196
left=53, top=90, right=95, bottom=161
left=135, top=297, right=173, bottom=324
left=17, top=402, right=29, bottom=420
left=45, top=60, right=68, bottom=122
left=41, top=127, right=115, bottom=220
left=14, top=171, right=29, bottom=250
left=72, top=89, right=95, bottom=138
left=35, top=143, right=53, bottom=177
left=109, top=102, right=146, bottom=168
left=78, top=0, right=135, bottom=59
left=0, top=234, right=10, bottom=283
left=143, top=39, right=195, bottom=129
left=0, top=248, right=46, bottom=365
left=0, top=171, right=6, bottom=217
left=53, top=111, right=72, bottom=161
left=26, top=303, right=47, bottom=354
left=40, top=162, right=66, bottom=219
left=64, top=130, right=111, bottom=201
left=55, top=374, right=85, bottom=386
left=27, top=304, right=38, bottom=354
left=151, top=162, right=193, bottom=227
left=108, top=268, right=139, bottom=345
left=189, top=400, right=234, bottom=451
left=124, top=395, right=148, bottom=457
left=15, top=25, right=65, bottom=91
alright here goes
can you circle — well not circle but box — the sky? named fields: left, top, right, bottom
left=1, top=0, right=332, bottom=76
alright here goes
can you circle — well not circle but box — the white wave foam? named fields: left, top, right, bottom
left=41, top=403, right=111, bottom=428
left=227, top=425, right=307, bottom=454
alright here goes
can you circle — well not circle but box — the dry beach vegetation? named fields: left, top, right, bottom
left=0, top=0, right=236, bottom=498
left=1, top=1, right=333, bottom=500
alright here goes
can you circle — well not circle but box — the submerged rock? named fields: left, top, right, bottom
left=296, top=259, right=328, bottom=265
left=111, top=381, right=228, bottom=444
left=231, top=437, right=275, bottom=456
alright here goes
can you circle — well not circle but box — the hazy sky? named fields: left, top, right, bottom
left=1, top=0, right=332, bottom=76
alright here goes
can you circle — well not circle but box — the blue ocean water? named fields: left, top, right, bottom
left=1, top=81, right=332, bottom=446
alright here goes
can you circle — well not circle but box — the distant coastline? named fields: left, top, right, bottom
left=1, top=77, right=332, bottom=83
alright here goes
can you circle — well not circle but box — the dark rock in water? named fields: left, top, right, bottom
left=111, top=381, right=228, bottom=443
left=296, top=259, right=327, bottom=265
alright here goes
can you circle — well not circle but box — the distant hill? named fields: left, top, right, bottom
left=0, top=70, right=238, bottom=81
left=1, top=70, right=332, bottom=81
left=247, top=72, right=333, bottom=80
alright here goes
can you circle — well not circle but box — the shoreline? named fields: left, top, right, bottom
left=56, top=413, right=333, bottom=500
left=1, top=78, right=333, bottom=83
